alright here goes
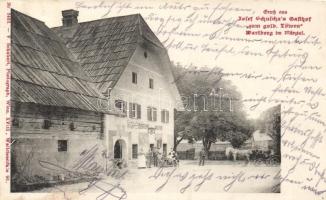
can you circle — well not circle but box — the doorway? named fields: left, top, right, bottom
left=114, top=139, right=126, bottom=159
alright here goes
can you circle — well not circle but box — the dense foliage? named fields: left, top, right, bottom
left=172, top=64, right=254, bottom=152
left=256, top=105, right=281, bottom=156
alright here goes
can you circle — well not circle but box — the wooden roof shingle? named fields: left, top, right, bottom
left=52, top=14, right=165, bottom=93
left=11, top=9, right=110, bottom=113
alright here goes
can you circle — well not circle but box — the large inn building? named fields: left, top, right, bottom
left=10, top=9, right=182, bottom=185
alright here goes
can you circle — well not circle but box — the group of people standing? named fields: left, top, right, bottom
left=146, top=147, right=160, bottom=168
left=138, top=147, right=179, bottom=168
left=138, top=147, right=207, bottom=168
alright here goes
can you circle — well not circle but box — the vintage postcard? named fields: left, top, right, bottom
left=0, top=0, right=325, bottom=199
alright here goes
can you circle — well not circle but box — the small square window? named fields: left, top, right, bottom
left=132, top=72, right=137, bottom=84
left=115, top=100, right=127, bottom=113
left=115, top=100, right=123, bottom=110
left=43, top=120, right=51, bottom=129
left=58, top=140, right=67, bottom=152
left=149, top=78, right=154, bottom=89
left=12, top=118, right=20, bottom=127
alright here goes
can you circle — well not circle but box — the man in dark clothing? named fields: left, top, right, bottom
left=153, top=147, right=158, bottom=167
left=199, top=148, right=206, bottom=166
left=146, top=148, right=153, bottom=168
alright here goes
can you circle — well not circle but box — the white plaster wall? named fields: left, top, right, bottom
left=104, top=40, right=180, bottom=159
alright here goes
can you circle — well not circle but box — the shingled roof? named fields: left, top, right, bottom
left=11, top=9, right=109, bottom=113
left=52, top=14, right=165, bottom=93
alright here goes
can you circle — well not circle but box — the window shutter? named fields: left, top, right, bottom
left=123, top=101, right=127, bottom=114
left=147, top=107, right=151, bottom=121
left=129, top=103, right=132, bottom=118
left=137, top=104, right=141, bottom=119
left=153, top=108, right=157, bottom=121
left=161, top=110, right=164, bottom=122
left=166, top=111, right=169, bottom=123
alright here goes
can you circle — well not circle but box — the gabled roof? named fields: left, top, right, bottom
left=52, top=14, right=165, bottom=93
left=11, top=9, right=109, bottom=113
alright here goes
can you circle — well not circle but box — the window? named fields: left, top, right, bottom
left=161, top=109, right=169, bottom=123
left=129, top=103, right=136, bottom=118
left=115, top=100, right=127, bottom=114
left=129, top=103, right=141, bottom=119
left=132, top=144, right=138, bottom=159
left=150, top=144, right=154, bottom=151
left=58, top=140, right=67, bottom=152
left=69, top=122, right=75, bottom=131
left=132, top=72, right=137, bottom=84
left=43, top=119, right=51, bottom=129
left=149, top=78, right=154, bottom=89
left=147, top=107, right=157, bottom=121
left=12, top=118, right=19, bottom=128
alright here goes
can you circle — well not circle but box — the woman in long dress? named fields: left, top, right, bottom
left=138, top=148, right=146, bottom=168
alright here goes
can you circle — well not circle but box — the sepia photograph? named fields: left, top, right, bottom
left=1, top=0, right=326, bottom=200
left=10, top=7, right=281, bottom=194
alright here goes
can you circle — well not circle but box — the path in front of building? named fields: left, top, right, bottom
left=34, top=160, right=281, bottom=197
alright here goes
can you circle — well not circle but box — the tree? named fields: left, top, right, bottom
left=258, top=105, right=281, bottom=156
left=172, top=63, right=253, bottom=152
left=225, top=131, right=249, bottom=148
left=173, top=111, right=195, bottom=151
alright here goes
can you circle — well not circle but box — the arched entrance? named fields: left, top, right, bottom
left=114, top=139, right=126, bottom=159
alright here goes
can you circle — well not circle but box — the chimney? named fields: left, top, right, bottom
left=62, top=9, right=79, bottom=27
